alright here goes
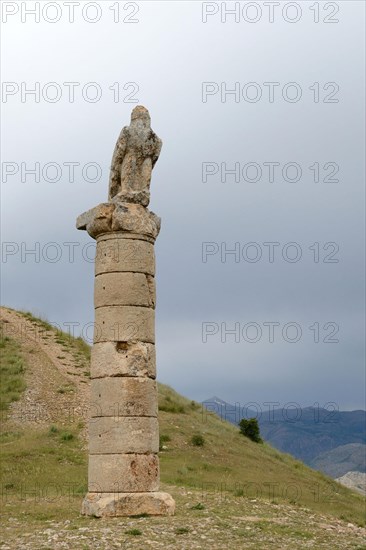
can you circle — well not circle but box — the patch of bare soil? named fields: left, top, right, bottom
left=0, top=307, right=89, bottom=440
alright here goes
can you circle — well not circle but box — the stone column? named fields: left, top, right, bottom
left=77, top=106, right=175, bottom=517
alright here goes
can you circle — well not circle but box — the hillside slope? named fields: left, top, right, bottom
left=336, top=472, right=366, bottom=496
left=203, top=397, right=366, bottom=472
left=1, top=306, right=365, bottom=549
left=310, top=444, right=366, bottom=478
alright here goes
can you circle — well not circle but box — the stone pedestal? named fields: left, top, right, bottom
left=76, top=107, right=175, bottom=517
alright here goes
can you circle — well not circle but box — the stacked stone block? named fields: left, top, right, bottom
left=77, top=106, right=175, bottom=517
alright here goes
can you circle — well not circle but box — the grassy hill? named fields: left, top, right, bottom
left=202, top=397, right=366, bottom=477
left=1, top=307, right=365, bottom=549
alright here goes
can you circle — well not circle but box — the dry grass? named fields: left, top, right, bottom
left=0, top=309, right=365, bottom=541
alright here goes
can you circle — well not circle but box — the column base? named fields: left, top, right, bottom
left=81, top=491, right=175, bottom=517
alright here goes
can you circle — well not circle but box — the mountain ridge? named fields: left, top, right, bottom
left=202, top=396, right=366, bottom=477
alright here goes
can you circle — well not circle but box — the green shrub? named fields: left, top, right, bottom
left=48, top=425, right=59, bottom=435
left=238, top=418, right=263, bottom=443
left=159, top=434, right=171, bottom=450
left=191, top=434, right=205, bottom=447
left=191, top=503, right=205, bottom=510
left=126, top=528, right=142, bottom=536
left=60, top=432, right=74, bottom=441
left=176, top=527, right=190, bottom=534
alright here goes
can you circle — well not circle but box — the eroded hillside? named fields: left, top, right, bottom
left=1, top=306, right=365, bottom=549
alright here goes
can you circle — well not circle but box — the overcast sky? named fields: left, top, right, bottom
left=1, top=1, right=365, bottom=410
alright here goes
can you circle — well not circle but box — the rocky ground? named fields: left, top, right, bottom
left=1, top=486, right=366, bottom=550
left=1, top=306, right=365, bottom=549
left=336, top=472, right=366, bottom=496
left=0, top=307, right=90, bottom=439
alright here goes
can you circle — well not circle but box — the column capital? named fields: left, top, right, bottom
left=76, top=201, right=161, bottom=241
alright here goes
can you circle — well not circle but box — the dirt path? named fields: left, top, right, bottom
left=0, top=306, right=90, bottom=437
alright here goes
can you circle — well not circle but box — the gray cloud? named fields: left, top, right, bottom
left=1, top=1, right=365, bottom=410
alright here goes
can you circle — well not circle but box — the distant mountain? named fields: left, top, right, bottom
left=336, top=471, right=366, bottom=496
left=202, top=397, right=366, bottom=477
left=310, top=444, right=366, bottom=478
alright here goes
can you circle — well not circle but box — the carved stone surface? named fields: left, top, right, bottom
left=88, top=453, right=159, bottom=492
left=81, top=492, right=175, bottom=517
left=90, top=377, right=158, bottom=417
left=90, top=341, right=156, bottom=379
left=77, top=106, right=175, bottom=517
left=95, top=235, right=155, bottom=276
left=76, top=202, right=161, bottom=241
left=93, top=305, right=155, bottom=344
left=89, top=416, right=159, bottom=454
left=108, top=105, right=162, bottom=207
left=94, top=272, right=155, bottom=309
